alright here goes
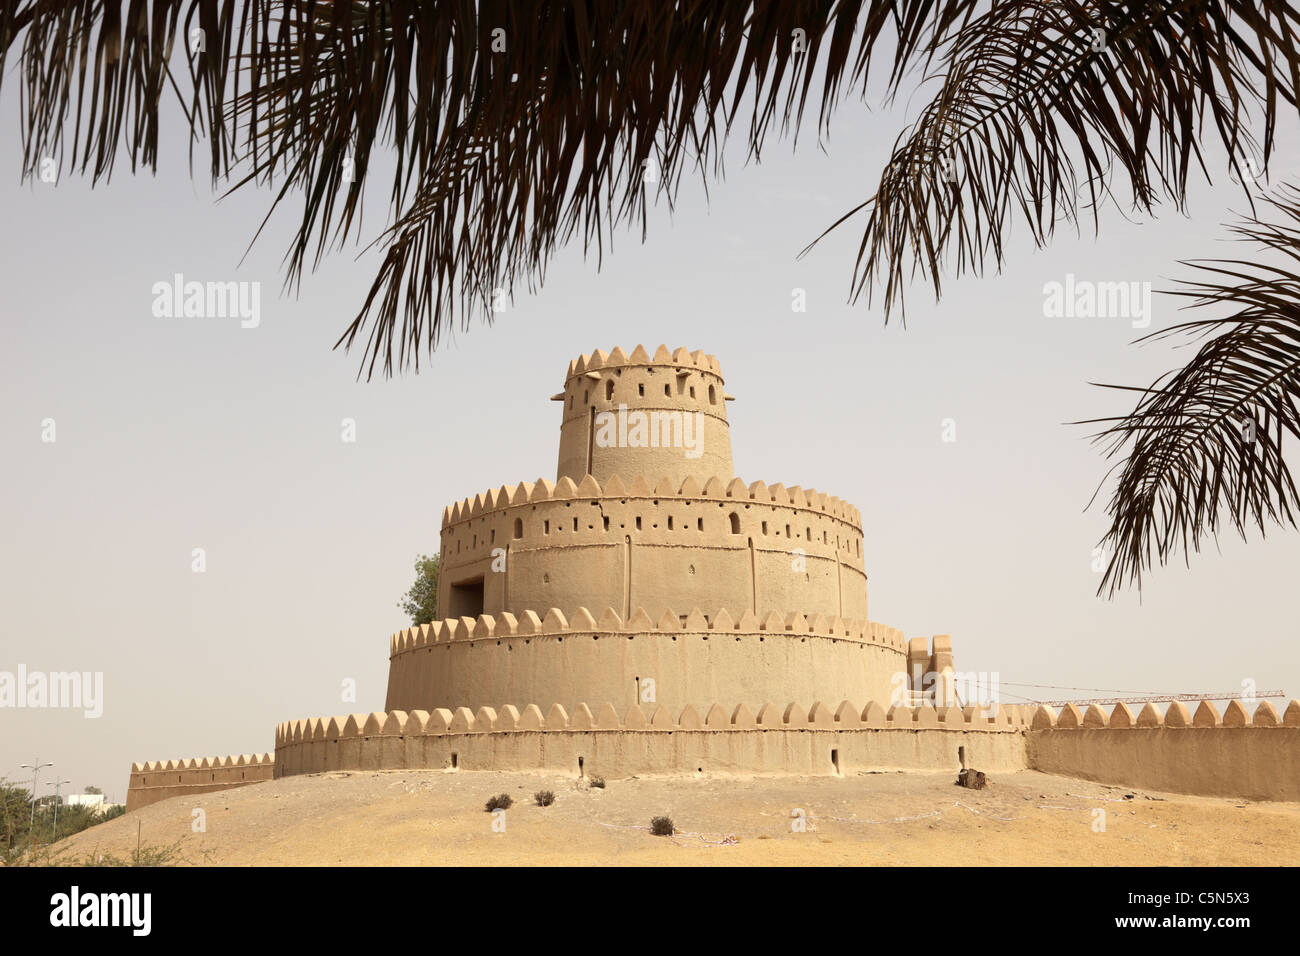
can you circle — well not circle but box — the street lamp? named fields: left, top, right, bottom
left=18, top=760, right=53, bottom=830
left=47, top=779, right=72, bottom=840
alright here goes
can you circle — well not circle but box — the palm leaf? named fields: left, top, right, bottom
left=0, top=0, right=981, bottom=376
left=833, top=0, right=1300, bottom=318
left=1086, top=186, right=1300, bottom=595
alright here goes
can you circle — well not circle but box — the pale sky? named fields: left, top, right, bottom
left=3, top=50, right=1298, bottom=802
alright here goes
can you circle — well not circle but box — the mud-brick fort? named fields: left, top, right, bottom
left=125, top=347, right=1300, bottom=811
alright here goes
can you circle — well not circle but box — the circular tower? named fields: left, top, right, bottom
left=389, top=346, right=901, bottom=718
left=555, top=345, right=733, bottom=488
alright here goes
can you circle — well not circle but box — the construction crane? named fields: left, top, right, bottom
left=1026, top=690, right=1286, bottom=708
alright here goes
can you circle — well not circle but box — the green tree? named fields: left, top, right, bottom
left=398, top=554, right=439, bottom=625
left=0, top=780, right=32, bottom=852
left=84, top=785, right=102, bottom=795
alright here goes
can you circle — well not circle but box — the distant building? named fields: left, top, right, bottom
left=64, top=793, right=121, bottom=813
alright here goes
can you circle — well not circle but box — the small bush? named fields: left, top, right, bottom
left=485, top=793, right=513, bottom=812
left=534, top=790, right=555, bottom=807
left=588, top=776, right=605, bottom=789
left=650, top=816, right=675, bottom=836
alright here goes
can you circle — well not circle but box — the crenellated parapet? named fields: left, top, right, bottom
left=382, top=604, right=914, bottom=717
left=125, top=753, right=274, bottom=813
left=436, top=472, right=868, bottom=625
left=278, top=699, right=1027, bottom=744
left=387, top=606, right=905, bottom=657
left=1025, top=699, right=1300, bottom=802
left=440, top=473, right=862, bottom=530
left=272, top=698, right=1031, bottom=779
left=1027, top=698, right=1300, bottom=729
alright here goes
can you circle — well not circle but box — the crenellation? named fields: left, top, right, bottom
left=1110, top=702, right=1135, bottom=728
left=1164, top=701, right=1192, bottom=728
left=808, top=702, right=835, bottom=728
left=678, top=704, right=702, bottom=729
left=1223, top=699, right=1249, bottom=727
left=545, top=703, right=569, bottom=729
left=1252, top=700, right=1280, bottom=726
left=1285, top=699, right=1300, bottom=727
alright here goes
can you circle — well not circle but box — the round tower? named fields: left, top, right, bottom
left=554, top=345, right=733, bottom=488
left=408, top=344, right=893, bottom=720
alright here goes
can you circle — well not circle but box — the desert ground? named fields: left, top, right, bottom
left=50, top=769, right=1300, bottom=866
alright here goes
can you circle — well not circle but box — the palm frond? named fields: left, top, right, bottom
left=837, top=0, right=1300, bottom=317
left=1087, top=186, right=1300, bottom=595
left=0, top=0, right=981, bottom=376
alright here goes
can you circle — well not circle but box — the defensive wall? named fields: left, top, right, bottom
left=124, top=753, right=274, bottom=812
left=124, top=698, right=1300, bottom=810
left=436, top=473, right=868, bottom=623
left=1028, top=699, right=1300, bottom=802
left=383, top=605, right=911, bottom=717
left=271, top=701, right=1033, bottom=780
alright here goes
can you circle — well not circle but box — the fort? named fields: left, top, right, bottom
left=124, top=346, right=1300, bottom=811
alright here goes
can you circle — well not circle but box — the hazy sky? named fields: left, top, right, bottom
left=3, top=47, right=1298, bottom=802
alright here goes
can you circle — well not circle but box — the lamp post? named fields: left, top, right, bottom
left=47, top=779, right=71, bottom=841
left=18, top=760, right=53, bottom=831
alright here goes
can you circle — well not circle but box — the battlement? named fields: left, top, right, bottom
left=383, top=602, right=913, bottom=718
left=1028, top=698, right=1300, bottom=729
left=129, top=753, right=275, bottom=773
left=435, top=471, right=869, bottom=626
left=277, top=699, right=1027, bottom=746
left=125, top=753, right=274, bottom=812
left=440, top=474, right=862, bottom=529
left=271, top=698, right=1031, bottom=780
left=1026, top=699, right=1300, bottom=802
left=563, top=345, right=723, bottom=382
left=387, top=606, right=906, bottom=656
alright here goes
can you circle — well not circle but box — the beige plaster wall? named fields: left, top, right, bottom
left=437, top=474, right=867, bottom=622
left=274, top=702, right=1031, bottom=779
left=555, top=346, right=733, bottom=488
left=383, top=607, right=909, bottom=717
left=125, top=754, right=274, bottom=812
left=1025, top=699, right=1300, bottom=802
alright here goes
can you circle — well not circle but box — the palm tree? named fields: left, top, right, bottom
left=2, top=0, right=1298, bottom=593
left=1086, top=191, right=1300, bottom=596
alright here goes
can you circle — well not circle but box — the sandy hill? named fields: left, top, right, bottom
left=50, top=769, right=1300, bottom=866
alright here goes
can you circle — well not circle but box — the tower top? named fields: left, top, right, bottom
left=554, top=345, right=733, bottom=486
left=564, top=345, right=723, bottom=382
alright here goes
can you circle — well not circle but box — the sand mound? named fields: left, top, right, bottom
left=52, top=769, right=1300, bottom=866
